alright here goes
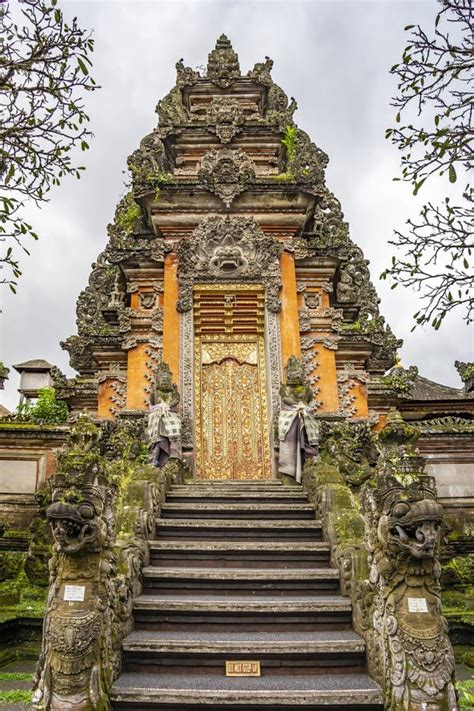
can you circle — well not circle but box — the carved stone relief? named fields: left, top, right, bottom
left=298, top=307, right=311, bottom=332
left=206, top=34, right=241, bottom=88
left=176, top=216, right=282, bottom=313
left=206, top=97, right=245, bottom=144
left=180, top=309, right=194, bottom=448
left=300, top=334, right=322, bottom=411
left=265, top=309, right=282, bottom=425
left=144, top=345, right=162, bottom=404
left=198, top=148, right=256, bottom=207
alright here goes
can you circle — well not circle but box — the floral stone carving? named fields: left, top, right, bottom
left=176, top=215, right=282, bottom=313
left=197, top=148, right=256, bottom=207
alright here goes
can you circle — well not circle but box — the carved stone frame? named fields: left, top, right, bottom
left=178, top=293, right=282, bottom=479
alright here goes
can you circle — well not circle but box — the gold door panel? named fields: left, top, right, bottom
left=194, top=286, right=271, bottom=480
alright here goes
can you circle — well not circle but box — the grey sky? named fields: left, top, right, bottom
left=1, top=0, right=472, bottom=411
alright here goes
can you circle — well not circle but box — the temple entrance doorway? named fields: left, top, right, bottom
left=193, top=285, right=271, bottom=480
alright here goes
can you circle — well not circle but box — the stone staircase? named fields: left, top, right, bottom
left=111, top=480, right=383, bottom=710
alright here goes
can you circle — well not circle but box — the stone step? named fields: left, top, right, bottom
left=161, top=502, right=316, bottom=520
left=155, top=519, right=322, bottom=542
left=122, top=630, right=367, bottom=675
left=141, top=567, right=339, bottom=596
left=149, top=540, right=331, bottom=569
left=133, top=595, right=352, bottom=632
left=111, top=672, right=383, bottom=709
left=171, top=480, right=284, bottom=487
left=167, top=490, right=308, bottom=504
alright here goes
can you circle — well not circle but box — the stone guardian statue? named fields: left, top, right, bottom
left=147, top=362, right=182, bottom=468
left=278, top=356, right=319, bottom=482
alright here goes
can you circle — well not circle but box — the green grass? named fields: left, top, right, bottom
left=0, top=689, right=33, bottom=704
left=0, top=673, right=32, bottom=681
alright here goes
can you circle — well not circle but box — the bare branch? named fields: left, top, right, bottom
left=385, top=0, right=473, bottom=328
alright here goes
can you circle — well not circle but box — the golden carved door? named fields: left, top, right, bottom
left=194, top=286, right=271, bottom=480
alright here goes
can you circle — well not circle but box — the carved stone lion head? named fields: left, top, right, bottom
left=376, top=476, right=444, bottom=560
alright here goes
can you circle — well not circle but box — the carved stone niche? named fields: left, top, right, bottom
left=206, top=97, right=245, bottom=144
left=198, top=148, right=256, bottom=208
left=176, top=215, right=282, bottom=313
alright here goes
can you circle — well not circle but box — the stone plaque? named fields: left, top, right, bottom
left=408, top=597, right=428, bottom=613
left=63, top=585, right=86, bottom=602
left=226, top=661, right=261, bottom=677
left=0, top=459, right=38, bottom=494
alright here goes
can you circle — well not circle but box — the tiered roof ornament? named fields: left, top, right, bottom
left=206, top=34, right=241, bottom=87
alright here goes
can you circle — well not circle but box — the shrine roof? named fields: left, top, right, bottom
left=408, top=374, right=470, bottom=401
left=13, top=359, right=54, bottom=373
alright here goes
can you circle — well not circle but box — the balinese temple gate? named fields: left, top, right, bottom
left=14, top=35, right=468, bottom=711
left=62, top=35, right=399, bottom=478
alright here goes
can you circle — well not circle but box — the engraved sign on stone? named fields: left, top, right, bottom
left=63, top=585, right=86, bottom=602
left=226, top=661, right=261, bottom=677
left=408, top=597, right=428, bottom=613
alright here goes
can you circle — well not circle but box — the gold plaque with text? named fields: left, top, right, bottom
left=225, top=660, right=261, bottom=677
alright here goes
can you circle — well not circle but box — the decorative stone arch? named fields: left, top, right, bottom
left=176, top=215, right=282, bottom=451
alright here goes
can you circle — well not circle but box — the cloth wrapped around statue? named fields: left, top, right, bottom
left=278, top=402, right=319, bottom=483
left=147, top=402, right=182, bottom=468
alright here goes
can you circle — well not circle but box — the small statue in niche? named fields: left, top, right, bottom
left=147, top=362, right=182, bottom=467
left=278, top=356, right=319, bottom=483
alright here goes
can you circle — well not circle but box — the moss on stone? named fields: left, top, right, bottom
left=0, top=552, right=26, bottom=584
left=453, top=645, right=474, bottom=670
left=332, top=510, right=366, bottom=545
left=0, top=572, right=47, bottom=624
left=308, top=462, right=344, bottom=486
left=442, top=554, right=474, bottom=588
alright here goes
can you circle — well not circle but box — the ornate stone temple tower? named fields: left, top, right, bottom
left=61, top=35, right=400, bottom=478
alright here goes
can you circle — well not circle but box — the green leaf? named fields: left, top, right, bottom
left=77, top=58, right=89, bottom=76
left=449, top=164, right=457, bottom=183
left=413, top=178, right=426, bottom=196
left=404, top=24, right=415, bottom=30
left=395, top=112, right=401, bottom=123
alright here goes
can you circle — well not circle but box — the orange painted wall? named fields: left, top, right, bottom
left=280, top=251, right=301, bottom=369
left=97, top=378, right=119, bottom=419
left=350, top=379, right=369, bottom=418
left=162, top=253, right=180, bottom=384
left=372, top=412, right=388, bottom=432
left=125, top=343, right=149, bottom=410
left=315, top=346, right=340, bottom=413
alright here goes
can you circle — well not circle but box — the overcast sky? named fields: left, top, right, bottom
left=1, top=0, right=472, bottom=412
